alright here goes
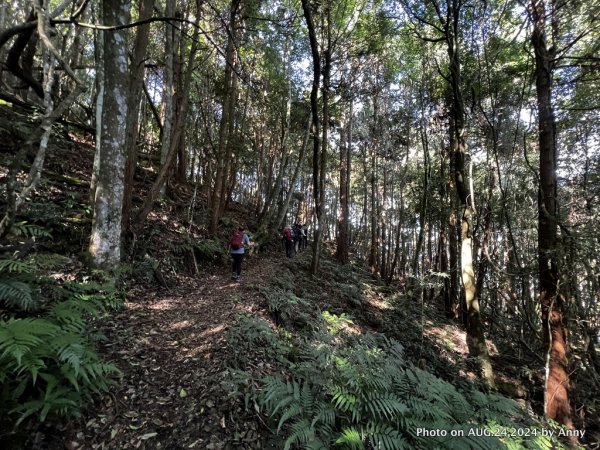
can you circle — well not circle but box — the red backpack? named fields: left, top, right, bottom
left=230, top=231, right=244, bottom=250
left=284, top=228, right=292, bottom=241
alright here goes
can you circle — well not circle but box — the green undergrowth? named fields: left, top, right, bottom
left=223, top=253, right=568, bottom=450
left=0, top=250, right=121, bottom=438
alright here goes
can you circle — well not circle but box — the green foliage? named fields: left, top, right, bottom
left=257, top=327, right=561, bottom=450
left=195, top=238, right=227, bottom=262
left=0, top=300, right=120, bottom=426
left=0, top=255, right=121, bottom=430
left=273, top=267, right=296, bottom=292
left=225, top=313, right=292, bottom=368
left=9, top=221, right=52, bottom=239
left=322, top=311, right=354, bottom=335
left=262, top=286, right=311, bottom=326
left=0, top=259, right=37, bottom=311
left=225, top=264, right=566, bottom=450
left=166, top=236, right=227, bottom=264
left=56, top=278, right=122, bottom=311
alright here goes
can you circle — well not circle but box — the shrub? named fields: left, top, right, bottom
left=0, top=257, right=121, bottom=432
left=0, top=303, right=120, bottom=428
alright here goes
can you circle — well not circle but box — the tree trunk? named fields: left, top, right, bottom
left=337, top=102, right=351, bottom=265
left=88, top=0, right=131, bottom=267
left=210, top=0, right=241, bottom=233
left=90, top=1, right=103, bottom=203
left=380, top=166, right=388, bottom=280
left=300, top=0, right=324, bottom=275
left=274, top=115, right=312, bottom=232
left=413, top=116, right=429, bottom=276
left=158, top=0, right=175, bottom=197
left=134, top=11, right=200, bottom=228
left=122, top=0, right=154, bottom=233
left=446, top=0, right=494, bottom=388
left=530, top=0, right=572, bottom=427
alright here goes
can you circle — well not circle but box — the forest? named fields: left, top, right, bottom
left=0, top=0, right=599, bottom=448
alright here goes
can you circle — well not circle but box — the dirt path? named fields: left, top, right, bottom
left=63, top=253, right=277, bottom=450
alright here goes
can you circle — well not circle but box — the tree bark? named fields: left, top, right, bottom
left=210, top=0, right=241, bottom=233
left=445, top=0, right=495, bottom=388
left=337, top=102, right=351, bottom=264
left=274, top=115, right=312, bottom=232
left=159, top=0, right=175, bottom=197
left=530, top=0, right=573, bottom=427
left=88, top=0, right=131, bottom=267
left=122, top=0, right=154, bottom=233
left=134, top=12, right=200, bottom=228
left=300, top=0, right=324, bottom=275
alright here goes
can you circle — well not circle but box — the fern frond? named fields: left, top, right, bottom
left=0, top=260, right=33, bottom=274
left=10, top=222, right=52, bottom=238
left=312, top=403, right=336, bottom=428
left=336, top=427, right=364, bottom=449
left=0, top=318, right=58, bottom=364
left=366, top=423, right=410, bottom=450
left=278, top=403, right=302, bottom=433
left=284, top=418, right=314, bottom=450
left=0, top=280, right=36, bottom=310
left=361, top=392, right=407, bottom=421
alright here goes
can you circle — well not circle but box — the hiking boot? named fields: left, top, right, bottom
left=231, top=273, right=237, bottom=280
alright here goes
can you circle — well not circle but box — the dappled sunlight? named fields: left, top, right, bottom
left=199, top=323, right=226, bottom=338
left=425, top=323, right=469, bottom=356
left=146, top=298, right=180, bottom=311
left=365, top=293, right=393, bottom=311
left=169, top=319, right=192, bottom=330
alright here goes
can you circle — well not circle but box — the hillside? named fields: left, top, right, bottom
left=1, top=104, right=597, bottom=448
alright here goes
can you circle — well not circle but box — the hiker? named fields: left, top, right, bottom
left=283, top=225, right=294, bottom=258
left=293, top=223, right=302, bottom=253
left=229, top=226, right=250, bottom=281
left=301, top=224, right=308, bottom=249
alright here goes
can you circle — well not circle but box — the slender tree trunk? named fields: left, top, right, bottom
left=380, top=166, right=388, bottom=280
left=122, top=0, right=154, bottom=233
left=274, top=115, right=311, bottom=232
left=369, top=147, right=378, bottom=278
left=530, top=0, right=572, bottom=427
left=0, top=55, right=84, bottom=237
left=300, top=0, right=325, bottom=275
left=210, top=0, right=240, bottom=233
left=337, top=103, right=350, bottom=264
left=90, top=1, right=103, bottom=203
left=88, top=0, right=130, bottom=267
left=388, top=185, right=404, bottom=285
left=159, top=0, right=175, bottom=197
left=412, top=126, right=429, bottom=275
left=134, top=13, right=200, bottom=227
left=446, top=0, right=494, bottom=388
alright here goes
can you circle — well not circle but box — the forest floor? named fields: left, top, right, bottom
left=51, top=253, right=281, bottom=450
left=31, top=247, right=483, bottom=450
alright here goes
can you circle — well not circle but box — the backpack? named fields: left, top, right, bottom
left=230, top=231, right=244, bottom=250
left=284, top=228, right=292, bottom=241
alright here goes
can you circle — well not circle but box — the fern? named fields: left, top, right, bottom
left=0, top=258, right=38, bottom=311
left=0, top=259, right=33, bottom=274
left=0, top=300, right=120, bottom=428
left=336, top=427, right=364, bottom=449
left=226, top=258, right=567, bottom=450
left=10, top=221, right=52, bottom=238
left=241, top=318, right=567, bottom=450
left=0, top=280, right=35, bottom=310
